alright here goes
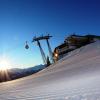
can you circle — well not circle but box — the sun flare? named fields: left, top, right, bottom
left=0, top=58, right=11, bottom=71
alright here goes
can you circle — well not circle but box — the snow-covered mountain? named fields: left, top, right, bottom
left=0, top=41, right=100, bottom=100
left=0, top=65, right=45, bottom=82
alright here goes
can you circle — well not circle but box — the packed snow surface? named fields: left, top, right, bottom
left=0, top=41, right=100, bottom=100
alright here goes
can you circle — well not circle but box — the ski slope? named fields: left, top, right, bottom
left=0, top=41, right=100, bottom=100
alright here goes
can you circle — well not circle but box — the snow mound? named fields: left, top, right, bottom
left=0, top=41, right=100, bottom=100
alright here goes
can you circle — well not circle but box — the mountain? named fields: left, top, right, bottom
left=0, top=64, right=45, bottom=82
left=0, top=41, right=100, bottom=99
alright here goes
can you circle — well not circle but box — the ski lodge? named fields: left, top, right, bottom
left=53, top=34, right=100, bottom=61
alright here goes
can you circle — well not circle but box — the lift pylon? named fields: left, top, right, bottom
left=32, top=34, right=54, bottom=65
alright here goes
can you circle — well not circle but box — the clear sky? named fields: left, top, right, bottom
left=0, top=0, right=100, bottom=69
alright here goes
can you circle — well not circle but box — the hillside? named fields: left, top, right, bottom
left=0, top=65, right=45, bottom=82
left=0, top=41, right=100, bottom=100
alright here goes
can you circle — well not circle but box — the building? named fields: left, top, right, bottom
left=65, top=34, right=94, bottom=48
left=53, top=42, right=75, bottom=61
left=53, top=34, right=100, bottom=62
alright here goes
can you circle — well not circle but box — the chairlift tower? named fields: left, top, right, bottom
left=32, top=34, right=54, bottom=65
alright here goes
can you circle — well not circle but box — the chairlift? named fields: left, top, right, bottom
left=25, top=41, right=29, bottom=49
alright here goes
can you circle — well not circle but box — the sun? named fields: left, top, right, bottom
left=0, top=58, right=11, bottom=71
left=0, top=57, right=12, bottom=81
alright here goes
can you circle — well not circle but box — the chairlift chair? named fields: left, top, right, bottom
left=25, top=41, right=29, bottom=49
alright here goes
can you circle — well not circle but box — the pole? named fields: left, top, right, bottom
left=46, top=39, right=54, bottom=63
left=37, top=40, right=47, bottom=65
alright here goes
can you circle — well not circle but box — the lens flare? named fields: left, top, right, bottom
left=0, top=57, right=12, bottom=81
left=0, top=58, right=12, bottom=71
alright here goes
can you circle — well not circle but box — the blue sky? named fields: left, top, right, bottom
left=0, top=0, right=100, bottom=69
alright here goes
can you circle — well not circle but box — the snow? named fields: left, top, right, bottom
left=0, top=41, right=100, bottom=100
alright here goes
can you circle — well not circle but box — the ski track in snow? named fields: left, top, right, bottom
left=0, top=41, right=100, bottom=100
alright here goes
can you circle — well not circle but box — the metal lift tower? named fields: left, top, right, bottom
left=32, top=34, right=54, bottom=65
